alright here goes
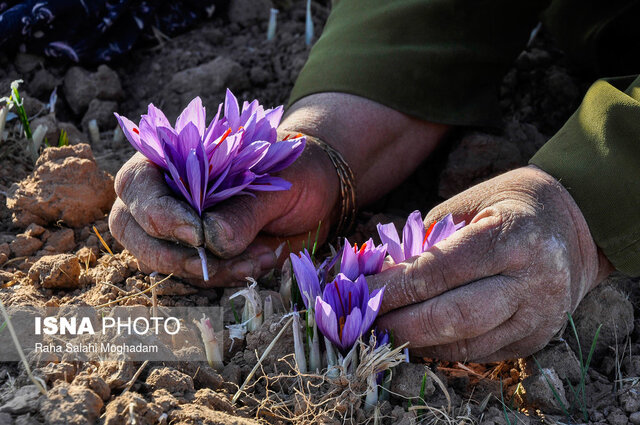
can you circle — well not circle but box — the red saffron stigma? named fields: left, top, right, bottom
left=132, top=128, right=139, bottom=134
left=334, top=281, right=346, bottom=314
left=423, top=221, right=437, bottom=246
left=359, top=243, right=367, bottom=254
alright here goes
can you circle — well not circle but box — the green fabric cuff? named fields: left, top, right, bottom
left=289, top=0, right=547, bottom=127
left=530, top=75, right=640, bottom=276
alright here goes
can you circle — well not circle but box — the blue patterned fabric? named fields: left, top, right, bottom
left=0, top=1, right=220, bottom=63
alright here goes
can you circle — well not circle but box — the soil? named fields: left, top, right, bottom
left=1, top=1, right=639, bottom=424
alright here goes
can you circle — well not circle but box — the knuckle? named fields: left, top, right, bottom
left=417, top=298, right=465, bottom=344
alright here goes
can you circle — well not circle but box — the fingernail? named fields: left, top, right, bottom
left=258, top=252, right=276, bottom=270
left=231, top=260, right=254, bottom=279
left=174, top=225, right=198, bottom=245
left=185, top=257, right=203, bottom=276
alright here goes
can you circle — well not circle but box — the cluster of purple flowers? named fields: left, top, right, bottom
left=114, top=89, right=306, bottom=216
left=291, top=210, right=464, bottom=354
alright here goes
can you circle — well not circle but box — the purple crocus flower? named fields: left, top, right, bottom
left=114, top=91, right=306, bottom=215
left=377, top=211, right=465, bottom=263
left=340, top=238, right=387, bottom=281
left=315, top=273, right=385, bottom=354
left=289, top=249, right=322, bottom=310
left=114, top=93, right=306, bottom=281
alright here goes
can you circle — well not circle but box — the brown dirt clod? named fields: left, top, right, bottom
left=28, top=253, right=82, bottom=289
left=6, top=144, right=116, bottom=228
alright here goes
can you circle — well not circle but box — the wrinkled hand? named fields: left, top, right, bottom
left=108, top=145, right=338, bottom=287
left=367, top=166, right=613, bottom=362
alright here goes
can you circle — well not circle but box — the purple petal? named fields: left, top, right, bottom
left=424, top=213, right=457, bottom=250
left=253, top=137, right=306, bottom=174
left=340, top=239, right=359, bottom=281
left=203, top=171, right=255, bottom=208
left=224, top=89, right=240, bottom=131
left=353, top=274, right=369, bottom=313
left=339, top=307, right=363, bottom=351
left=185, top=149, right=204, bottom=215
left=360, top=287, right=385, bottom=336
left=229, top=141, right=270, bottom=175
left=323, top=278, right=345, bottom=319
left=146, top=103, right=171, bottom=128
left=377, top=222, right=403, bottom=263
left=402, top=211, right=426, bottom=260
left=176, top=96, right=206, bottom=137
left=315, top=297, right=340, bottom=348
left=360, top=242, right=387, bottom=276
left=164, top=160, right=192, bottom=209
left=247, top=176, right=292, bottom=191
left=208, top=132, right=243, bottom=178
left=290, top=250, right=321, bottom=309
left=203, top=103, right=224, bottom=146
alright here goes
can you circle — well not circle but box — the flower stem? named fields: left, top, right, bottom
left=324, top=336, right=339, bottom=377
left=309, top=323, right=321, bottom=373
left=364, top=373, right=379, bottom=411
left=197, top=246, right=209, bottom=281
left=293, top=310, right=307, bottom=373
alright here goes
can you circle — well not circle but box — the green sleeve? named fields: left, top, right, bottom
left=289, top=0, right=550, bottom=127
left=530, top=76, right=640, bottom=276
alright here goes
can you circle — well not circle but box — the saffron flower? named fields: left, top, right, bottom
left=289, top=249, right=322, bottom=310
left=114, top=90, right=305, bottom=280
left=114, top=89, right=306, bottom=215
left=377, top=211, right=465, bottom=263
left=340, top=238, right=387, bottom=280
left=315, top=273, right=385, bottom=353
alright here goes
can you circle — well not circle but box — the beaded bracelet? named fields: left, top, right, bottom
left=279, top=130, right=357, bottom=239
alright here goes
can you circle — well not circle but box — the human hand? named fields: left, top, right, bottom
left=367, top=165, right=613, bottom=361
left=108, top=145, right=339, bottom=287
left=109, top=93, right=448, bottom=286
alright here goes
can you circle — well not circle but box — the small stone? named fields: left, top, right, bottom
left=25, top=223, right=46, bottom=237
left=522, top=367, right=568, bottom=415
left=0, top=385, right=41, bottom=414
left=39, top=384, right=103, bottom=424
left=566, top=281, right=634, bottom=359
left=30, top=115, right=85, bottom=146
left=629, top=411, right=640, bottom=425
left=72, top=373, right=111, bottom=401
left=14, top=53, right=41, bottom=73
left=75, top=246, right=98, bottom=268
left=39, top=362, right=76, bottom=384
left=528, top=340, right=581, bottom=384
left=28, top=254, right=82, bottom=289
left=167, top=57, right=248, bottom=113
left=390, top=363, right=435, bottom=399
left=81, top=99, right=118, bottom=133
left=228, top=0, right=273, bottom=24
left=63, top=65, right=122, bottom=115
left=21, top=94, right=45, bottom=117
left=30, top=69, right=58, bottom=98
left=249, top=66, right=270, bottom=85
left=10, top=234, right=43, bottom=257
left=608, top=408, right=629, bottom=425
left=621, top=391, right=640, bottom=414
left=0, top=412, right=12, bottom=425
left=41, top=228, right=75, bottom=254
left=14, top=414, right=36, bottom=425
left=145, top=367, right=194, bottom=394
left=0, top=243, right=10, bottom=257
left=222, top=363, right=242, bottom=386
